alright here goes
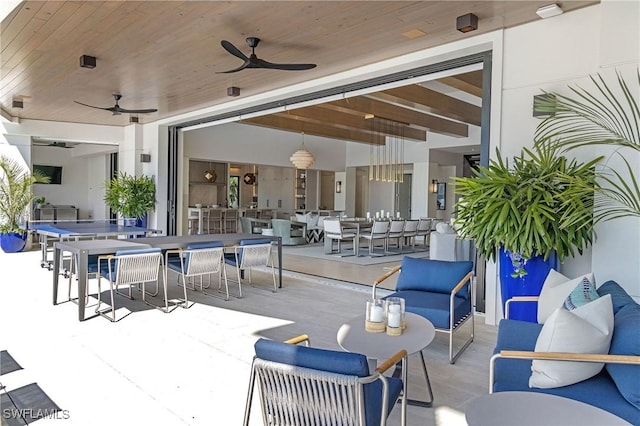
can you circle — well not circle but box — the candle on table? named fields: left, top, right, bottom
left=388, top=311, right=401, bottom=328
left=366, top=212, right=370, bottom=219
left=386, top=212, right=390, bottom=218
left=396, top=211, right=401, bottom=218
left=388, top=303, right=401, bottom=313
left=370, top=305, right=384, bottom=323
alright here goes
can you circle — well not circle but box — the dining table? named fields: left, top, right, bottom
left=52, top=233, right=282, bottom=321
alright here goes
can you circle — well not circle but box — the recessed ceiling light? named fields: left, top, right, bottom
left=536, top=3, right=563, bottom=19
left=402, top=29, right=426, bottom=39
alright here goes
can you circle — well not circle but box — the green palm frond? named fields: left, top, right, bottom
left=534, top=69, right=640, bottom=219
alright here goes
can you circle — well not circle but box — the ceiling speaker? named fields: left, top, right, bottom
left=130, top=116, right=139, bottom=123
left=12, top=100, right=23, bottom=108
left=227, top=86, right=240, bottom=97
left=456, top=13, right=478, bottom=33
left=79, top=55, right=96, bottom=69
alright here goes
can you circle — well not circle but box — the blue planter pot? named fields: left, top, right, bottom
left=499, top=248, right=558, bottom=322
left=0, top=232, right=27, bottom=253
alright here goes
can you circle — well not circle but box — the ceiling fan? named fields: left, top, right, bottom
left=33, top=141, right=74, bottom=149
left=74, top=94, right=157, bottom=115
left=218, top=37, right=316, bottom=73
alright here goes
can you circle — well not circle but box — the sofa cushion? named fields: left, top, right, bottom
left=606, top=302, right=640, bottom=410
left=387, top=290, right=471, bottom=329
left=597, top=280, right=636, bottom=314
left=537, top=271, right=594, bottom=323
left=530, top=295, right=614, bottom=388
left=396, top=257, right=473, bottom=299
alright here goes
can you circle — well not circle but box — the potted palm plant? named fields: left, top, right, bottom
left=104, top=172, right=156, bottom=227
left=0, top=155, right=49, bottom=252
left=453, top=140, right=602, bottom=321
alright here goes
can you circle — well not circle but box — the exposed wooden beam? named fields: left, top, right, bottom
left=327, top=97, right=469, bottom=137
left=438, top=70, right=483, bottom=98
left=241, top=115, right=386, bottom=145
left=375, top=84, right=481, bottom=126
left=282, top=106, right=427, bottom=141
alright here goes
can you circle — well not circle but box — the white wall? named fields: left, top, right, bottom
left=497, top=1, right=640, bottom=311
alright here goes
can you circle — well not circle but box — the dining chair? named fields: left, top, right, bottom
left=360, top=219, right=390, bottom=256
left=224, top=239, right=276, bottom=297
left=323, top=218, right=357, bottom=256
left=206, top=209, right=224, bottom=234
left=401, top=219, right=419, bottom=252
left=243, top=334, right=407, bottom=426
left=372, top=257, right=475, bottom=364
left=416, top=218, right=432, bottom=249
left=386, top=219, right=406, bottom=253
left=95, top=247, right=169, bottom=322
left=165, top=241, right=229, bottom=303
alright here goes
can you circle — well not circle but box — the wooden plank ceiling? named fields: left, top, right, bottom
left=241, top=71, right=482, bottom=144
left=1, top=1, right=597, bottom=145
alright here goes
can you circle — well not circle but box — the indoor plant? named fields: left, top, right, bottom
left=0, top=155, right=49, bottom=252
left=104, top=172, right=156, bottom=226
left=453, top=140, right=601, bottom=321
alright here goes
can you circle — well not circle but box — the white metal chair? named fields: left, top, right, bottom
left=360, top=219, right=390, bottom=256
left=244, top=334, right=407, bottom=426
left=323, top=218, right=357, bottom=256
left=165, top=242, right=229, bottom=304
left=224, top=239, right=276, bottom=297
left=95, top=248, right=169, bottom=322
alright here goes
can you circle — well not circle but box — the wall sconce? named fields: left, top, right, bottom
left=336, top=181, right=342, bottom=193
left=456, top=13, right=478, bottom=33
left=431, top=180, right=439, bottom=193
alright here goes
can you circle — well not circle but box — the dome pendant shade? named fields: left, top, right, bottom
left=289, top=148, right=315, bottom=169
left=289, top=133, right=315, bottom=169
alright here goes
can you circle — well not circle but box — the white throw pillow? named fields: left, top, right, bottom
left=537, top=271, right=594, bottom=324
left=306, top=214, right=319, bottom=228
left=435, top=222, right=455, bottom=234
left=529, top=294, right=614, bottom=389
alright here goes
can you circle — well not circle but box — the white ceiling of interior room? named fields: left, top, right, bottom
left=2, top=1, right=596, bottom=147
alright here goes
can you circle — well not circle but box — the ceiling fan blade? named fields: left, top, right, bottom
left=255, top=58, right=316, bottom=71
left=216, top=61, right=250, bottom=73
left=221, top=40, right=249, bottom=61
left=74, top=100, right=112, bottom=111
left=116, top=107, right=158, bottom=114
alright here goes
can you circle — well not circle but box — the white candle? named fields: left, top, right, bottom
left=366, top=212, right=370, bottom=219
left=388, top=311, right=401, bottom=328
left=386, top=212, right=390, bottom=218
left=396, top=211, right=400, bottom=218
left=380, top=209, right=384, bottom=217
left=375, top=212, right=380, bottom=219
left=388, top=303, right=401, bottom=313
left=370, top=305, right=384, bottom=322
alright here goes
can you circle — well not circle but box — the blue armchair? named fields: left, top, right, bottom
left=372, top=257, right=475, bottom=364
left=243, top=334, right=407, bottom=426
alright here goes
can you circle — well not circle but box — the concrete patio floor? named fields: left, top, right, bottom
left=0, top=248, right=496, bottom=425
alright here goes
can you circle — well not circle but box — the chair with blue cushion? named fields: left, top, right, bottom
left=165, top=241, right=229, bottom=304
left=224, top=239, right=275, bottom=298
left=95, top=247, right=169, bottom=322
left=243, top=335, right=407, bottom=426
left=372, top=257, right=475, bottom=364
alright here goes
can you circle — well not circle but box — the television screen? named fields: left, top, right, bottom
left=33, top=164, right=62, bottom=184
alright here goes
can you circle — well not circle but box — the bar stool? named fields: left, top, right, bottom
left=188, top=214, right=200, bottom=235
left=207, top=209, right=224, bottom=234
left=225, top=209, right=239, bottom=233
